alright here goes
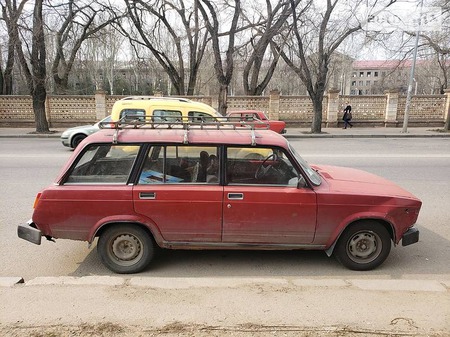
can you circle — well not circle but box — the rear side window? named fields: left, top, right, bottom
left=139, top=145, right=219, bottom=184
left=64, top=144, right=140, bottom=184
left=188, top=111, right=216, bottom=122
left=153, top=110, right=182, bottom=122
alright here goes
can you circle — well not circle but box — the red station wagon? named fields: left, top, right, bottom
left=18, top=120, right=421, bottom=274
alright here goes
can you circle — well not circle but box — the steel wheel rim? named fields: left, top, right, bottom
left=346, top=230, right=382, bottom=264
left=108, top=233, right=143, bottom=267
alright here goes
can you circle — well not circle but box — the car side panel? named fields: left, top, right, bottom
left=32, top=185, right=134, bottom=241
left=133, top=184, right=223, bottom=242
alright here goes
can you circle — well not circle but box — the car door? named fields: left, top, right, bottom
left=222, top=146, right=317, bottom=244
left=133, top=145, right=223, bottom=242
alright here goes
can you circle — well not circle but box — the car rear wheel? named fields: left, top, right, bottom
left=334, top=221, right=391, bottom=271
left=97, top=224, right=155, bottom=274
left=71, top=134, right=86, bottom=148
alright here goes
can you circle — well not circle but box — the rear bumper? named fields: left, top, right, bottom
left=401, top=227, right=419, bottom=246
left=18, top=220, right=42, bottom=245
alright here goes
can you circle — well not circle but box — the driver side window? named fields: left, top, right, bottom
left=226, top=146, right=300, bottom=186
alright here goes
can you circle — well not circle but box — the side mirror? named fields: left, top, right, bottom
left=297, top=176, right=307, bottom=188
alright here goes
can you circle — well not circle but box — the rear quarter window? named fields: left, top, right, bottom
left=64, top=144, right=140, bottom=184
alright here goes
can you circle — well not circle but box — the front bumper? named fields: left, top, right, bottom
left=18, top=220, right=42, bottom=245
left=401, top=227, right=419, bottom=246
left=60, top=137, right=70, bottom=147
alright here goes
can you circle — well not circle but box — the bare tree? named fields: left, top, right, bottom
left=242, top=0, right=300, bottom=95
left=119, top=0, right=209, bottom=96
left=198, top=0, right=241, bottom=114
left=1, top=0, right=21, bottom=94
left=5, top=0, right=49, bottom=132
left=48, top=0, right=119, bottom=94
left=277, top=0, right=396, bottom=133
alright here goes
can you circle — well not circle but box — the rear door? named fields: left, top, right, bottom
left=222, top=146, right=317, bottom=244
left=133, top=145, right=223, bottom=242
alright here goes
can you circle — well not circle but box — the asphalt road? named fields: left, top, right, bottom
left=1, top=137, right=450, bottom=336
left=0, top=137, right=449, bottom=281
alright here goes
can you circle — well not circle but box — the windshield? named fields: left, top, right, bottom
left=288, top=143, right=321, bottom=186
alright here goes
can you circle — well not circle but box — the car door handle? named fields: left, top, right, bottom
left=227, top=193, right=243, bottom=200
left=139, top=192, right=156, bottom=199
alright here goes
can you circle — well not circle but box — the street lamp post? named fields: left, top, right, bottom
left=402, top=0, right=423, bottom=133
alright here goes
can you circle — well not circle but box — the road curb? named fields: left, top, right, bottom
left=1, top=276, right=449, bottom=292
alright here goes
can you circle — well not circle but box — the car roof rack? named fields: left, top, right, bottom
left=120, top=96, right=191, bottom=103
left=99, top=115, right=269, bottom=146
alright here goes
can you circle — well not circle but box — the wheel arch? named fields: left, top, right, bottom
left=90, top=220, right=163, bottom=247
left=325, top=217, right=395, bottom=257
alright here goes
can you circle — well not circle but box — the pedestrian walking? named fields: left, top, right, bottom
left=343, top=102, right=353, bottom=129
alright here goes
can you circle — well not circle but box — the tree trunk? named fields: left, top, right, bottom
left=311, top=97, right=323, bottom=133
left=33, top=86, right=49, bottom=132
left=217, top=84, right=228, bottom=116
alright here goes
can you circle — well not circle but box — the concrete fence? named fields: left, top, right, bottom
left=0, top=89, right=448, bottom=128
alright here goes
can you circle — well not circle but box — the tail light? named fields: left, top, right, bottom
left=33, top=192, right=42, bottom=209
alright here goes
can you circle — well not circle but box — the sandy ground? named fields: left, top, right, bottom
left=1, top=277, right=449, bottom=337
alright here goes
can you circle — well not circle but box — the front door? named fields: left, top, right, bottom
left=222, top=146, right=317, bottom=244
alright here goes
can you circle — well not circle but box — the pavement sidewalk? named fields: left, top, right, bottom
left=0, top=126, right=449, bottom=138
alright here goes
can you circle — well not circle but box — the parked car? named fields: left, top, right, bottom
left=110, top=96, right=222, bottom=123
left=61, top=115, right=112, bottom=149
left=18, top=121, right=420, bottom=274
left=226, top=110, right=286, bottom=134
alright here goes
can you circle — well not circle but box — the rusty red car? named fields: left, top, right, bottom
left=18, top=120, right=420, bottom=274
left=226, top=110, right=286, bottom=134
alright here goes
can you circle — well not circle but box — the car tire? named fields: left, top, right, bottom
left=71, top=134, right=86, bottom=148
left=97, top=224, right=155, bottom=274
left=334, top=221, right=391, bottom=271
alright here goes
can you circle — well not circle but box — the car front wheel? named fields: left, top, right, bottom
left=71, top=134, right=86, bottom=148
left=97, top=224, right=155, bottom=274
left=334, top=221, right=391, bottom=271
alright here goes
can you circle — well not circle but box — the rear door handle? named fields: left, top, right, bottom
left=139, top=192, right=156, bottom=199
left=227, top=193, right=243, bottom=200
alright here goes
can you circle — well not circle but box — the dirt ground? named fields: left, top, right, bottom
left=1, top=277, right=449, bottom=337
left=1, top=323, right=448, bottom=337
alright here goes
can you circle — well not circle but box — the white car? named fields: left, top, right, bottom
left=60, top=116, right=112, bottom=149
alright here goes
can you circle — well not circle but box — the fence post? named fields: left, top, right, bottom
left=95, top=90, right=107, bottom=120
left=326, top=89, right=340, bottom=127
left=384, top=89, right=399, bottom=127
left=268, top=89, right=280, bottom=120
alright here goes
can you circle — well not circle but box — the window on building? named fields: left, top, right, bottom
left=358, top=81, right=363, bottom=86
left=351, top=81, right=356, bottom=86
left=366, top=80, right=371, bottom=86
left=374, top=71, right=379, bottom=77
left=359, top=72, right=364, bottom=77
left=352, top=72, right=357, bottom=77
left=367, top=72, right=371, bottom=77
